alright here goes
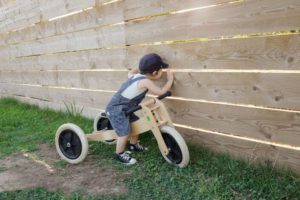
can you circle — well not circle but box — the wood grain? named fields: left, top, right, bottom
left=0, top=0, right=115, bottom=34
left=38, top=0, right=95, bottom=21
left=171, top=72, right=300, bottom=110
left=2, top=71, right=300, bottom=110
left=0, top=1, right=124, bottom=46
left=126, top=34, right=300, bottom=70
left=0, top=71, right=126, bottom=90
left=177, top=126, right=300, bottom=174
left=0, top=1, right=26, bottom=20
left=2, top=34, right=299, bottom=71
left=125, top=0, right=300, bottom=44
left=0, top=48, right=126, bottom=71
left=124, top=0, right=232, bottom=20
left=1, top=25, right=125, bottom=58
left=166, top=98, right=300, bottom=147
left=0, top=0, right=40, bottom=33
left=0, top=92, right=100, bottom=119
left=0, top=82, right=112, bottom=109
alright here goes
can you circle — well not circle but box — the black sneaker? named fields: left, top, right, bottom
left=128, top=143, right=148, bottom=152
left=115, top=152, right=137, bottom=165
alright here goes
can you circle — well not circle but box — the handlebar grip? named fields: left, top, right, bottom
left=125, top=91, right=172, bottom=116
left=157, top=91, right=172, bottom=100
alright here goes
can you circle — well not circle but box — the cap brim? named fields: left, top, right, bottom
left=161, top=62, right=169, bottom=69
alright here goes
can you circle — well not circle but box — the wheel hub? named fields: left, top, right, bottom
left=58, top=130, right=82, bottom=159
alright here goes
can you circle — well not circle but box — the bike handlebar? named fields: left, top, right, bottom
left=157, top=91, right=172, bottom=100
left=125, top=91, right=172, bottom=116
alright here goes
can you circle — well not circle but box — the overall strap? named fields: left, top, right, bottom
left=119, top=76, right=146, bottom=94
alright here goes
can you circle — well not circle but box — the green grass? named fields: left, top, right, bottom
left=1, top=97, right=300, bottom=200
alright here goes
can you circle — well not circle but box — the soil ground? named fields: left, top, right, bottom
left=0, top=144, right=128, bottom=196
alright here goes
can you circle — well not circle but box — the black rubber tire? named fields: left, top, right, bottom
left=55, top=123, right=88, bottom=164
left=160, top=125, right=190, bottom=168
left=93, top=112, right=116, bottom=145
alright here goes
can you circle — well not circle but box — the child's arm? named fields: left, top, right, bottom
left=139, top=69, right=174, bottom=96
left=128, top=67, right=139, bottom=78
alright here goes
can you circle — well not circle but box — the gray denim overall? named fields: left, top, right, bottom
left=106, top=75, right=148, bottom=137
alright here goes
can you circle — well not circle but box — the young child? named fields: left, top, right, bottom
left=105, top=53, right=174, bottom=165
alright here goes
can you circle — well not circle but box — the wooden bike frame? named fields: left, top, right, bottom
left=86, top=97, right=174, bottom=155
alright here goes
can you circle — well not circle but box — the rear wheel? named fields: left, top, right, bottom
left=93, top=112, right=116, bottom=144
left=160, top=126, right=190, bottom=168
left=55, top=123, right=88, bottom=164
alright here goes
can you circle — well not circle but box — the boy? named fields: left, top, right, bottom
left=106, top=53, right=174, bottom=165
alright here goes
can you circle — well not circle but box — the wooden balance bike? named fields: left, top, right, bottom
left=55, top=91, right=190, bottom=168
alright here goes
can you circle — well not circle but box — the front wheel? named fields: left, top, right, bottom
left=160, top=126, right=190, bottom=168
left=55, top=123, right=89, bottom=164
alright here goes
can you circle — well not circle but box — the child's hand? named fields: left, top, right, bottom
left=166, top=69, right=174, bottom=82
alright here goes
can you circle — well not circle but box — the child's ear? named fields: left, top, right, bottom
left=152, top=71, right=158, bottom=76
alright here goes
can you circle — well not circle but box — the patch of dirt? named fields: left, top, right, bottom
left=0, top=144, right=128, bottom=196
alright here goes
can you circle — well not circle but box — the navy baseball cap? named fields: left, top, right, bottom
left=139, top=53, right=169, bottom=74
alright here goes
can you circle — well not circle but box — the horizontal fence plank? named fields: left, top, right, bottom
left=0, top=83, right=111, bottom=109
left=38, top=0, right=95, bottom=21
left=0, top=0, right=23, bottom=21
left=0, top=0, right=97, bottom=33
left=166, top=99, right=300, bottom=147
left=0, top=48, right=126, bottom=71
left=0, top=71, right=126, bottom=91
left=171, top=72, right=300, bottom=110
left=126, top=34, right=300, bottom=70
left=0, top=93, right=100, bottom=119
left=1, top=13, right=40, bottom=34
left=125, top=0, right=300, bottom=44
left=0, top=1, right=124, bottom=46
left=0, top=0, right=34, bottom=21
left=177, top=126, right=300, bottom=174
left=1, top=25, right=125, bottom=58
left=0, top=0, right=40, bottom=33
left=124, top=0, right=231, bottom=20
left=2, top=34, right=299, bottom=70
left=2, top=71, right=300, bottom=110
left=1, top=83, right=300, bottom=147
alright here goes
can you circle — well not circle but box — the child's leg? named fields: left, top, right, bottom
left=130, top=135, right=138, bottom=144
left=116, top=135, right=130, bottom=153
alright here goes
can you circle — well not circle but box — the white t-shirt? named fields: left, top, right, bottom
left=121, top=74, right=147, bottom=99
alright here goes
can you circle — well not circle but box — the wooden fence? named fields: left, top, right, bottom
left=1, top=0, right=300, bottom=174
